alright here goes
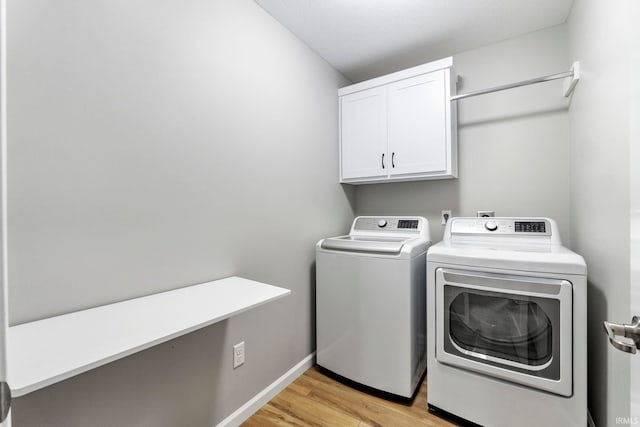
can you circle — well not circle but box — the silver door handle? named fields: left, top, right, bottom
left=0, top=381, right=10, bottom=423
left=603, top=316, right=640, bottom=354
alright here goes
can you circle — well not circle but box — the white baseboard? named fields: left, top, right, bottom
left=216, top=352, right=316, bottom=427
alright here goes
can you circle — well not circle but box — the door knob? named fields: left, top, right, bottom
left=603, top=316, right=640, bottom=354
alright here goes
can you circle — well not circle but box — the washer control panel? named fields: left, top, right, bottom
left=349, top=216, right=430, bottom=241
left=451, top=218, right=552, bottom=236
left=353, top=217, right=422, bottom=232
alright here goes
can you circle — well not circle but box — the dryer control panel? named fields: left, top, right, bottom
left=514, top=221, right=547, bottom=233
left=449, top=218, right=553, bottom=237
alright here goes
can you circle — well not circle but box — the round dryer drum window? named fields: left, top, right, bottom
left=443, top=285, right=561, bottom=380
left=448, top=291, right=554, bottom=366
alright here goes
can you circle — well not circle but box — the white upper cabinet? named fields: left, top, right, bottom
left=338, top=58, right=457, bottom=184
left=340, top=86, right=388, bottom=180
left=388, top=71, right=447, bottom=176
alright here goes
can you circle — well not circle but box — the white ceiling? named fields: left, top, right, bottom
left=255, top=0, right=575, bottom=82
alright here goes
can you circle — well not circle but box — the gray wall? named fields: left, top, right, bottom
left=567, top=0, right=632, bottom=425
left=8, top=0, right=354, bottom=425
left=355, top=25, right=572, bottom=245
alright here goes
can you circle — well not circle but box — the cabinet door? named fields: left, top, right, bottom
left=387, top=70, right=447, bottom=176
left=340, top=86, right=388, bottom=181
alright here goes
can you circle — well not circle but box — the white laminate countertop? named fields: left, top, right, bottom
left=8, top=276, right=291, bottom=397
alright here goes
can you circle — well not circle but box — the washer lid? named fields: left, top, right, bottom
left=320, top=236, right=406, bottom=254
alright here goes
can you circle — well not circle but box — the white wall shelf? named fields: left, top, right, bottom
left=7, top=276, right=291, bottom=397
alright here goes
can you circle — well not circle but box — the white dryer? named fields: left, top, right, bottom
left=316, top=216, right=431, bottom=398
left=427, top=217, right=586, bottom=426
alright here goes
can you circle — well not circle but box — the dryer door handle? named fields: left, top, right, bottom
left=603, top=316, right=640, bottom=354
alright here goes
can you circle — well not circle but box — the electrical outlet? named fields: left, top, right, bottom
left=233, top=341, right=245, bottom=369
left=477, top=211, right=495, bottom=218
left=441, top=210, right=452, bottom=225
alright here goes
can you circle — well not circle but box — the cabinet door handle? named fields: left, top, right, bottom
left=392, top=152, right=395, bottom=168
left=382, top=153, right=385, bottom=169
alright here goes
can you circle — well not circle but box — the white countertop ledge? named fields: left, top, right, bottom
left=7, top=276, right=291, bottom=397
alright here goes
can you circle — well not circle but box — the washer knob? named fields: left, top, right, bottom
left=485, top=221, right=498, bottom=231
left=378, top=219, right=387, bottom=228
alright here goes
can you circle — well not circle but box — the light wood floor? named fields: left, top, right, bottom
left=242, top=366, right=458, bottom=427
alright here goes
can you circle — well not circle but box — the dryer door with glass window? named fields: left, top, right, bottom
left=435, top=268, right=573, bottom=397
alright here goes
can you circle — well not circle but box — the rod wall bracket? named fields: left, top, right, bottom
left=563, top=61, right=580, bottom=97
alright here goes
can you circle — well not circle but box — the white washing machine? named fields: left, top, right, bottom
left=316, top=216, right=431, bottom=398
left=427, top=217, right=586, bottom=426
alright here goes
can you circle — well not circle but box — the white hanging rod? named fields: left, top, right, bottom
left=451, top=61, right=580, bottom=102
